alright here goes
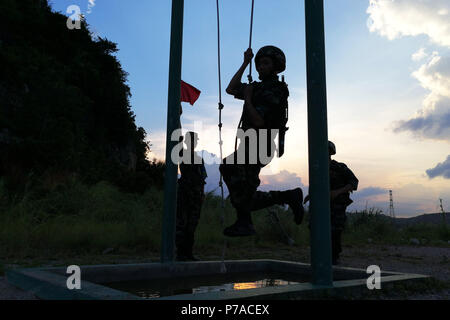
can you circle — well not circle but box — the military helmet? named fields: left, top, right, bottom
left=255, top=46, right=286, bottom=73
left=328, top=141, right=336, bottom=155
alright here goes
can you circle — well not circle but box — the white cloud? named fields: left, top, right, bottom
left=412, top=47, right=427, bottom=62
left=87, top=0, right=96, bottom=14
left=367, top=0, right=450, bottom=47
left=394, top=53, right=450, bottom=141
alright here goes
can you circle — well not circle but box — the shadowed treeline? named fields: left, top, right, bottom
left=0, top=0, right=164, bottom=197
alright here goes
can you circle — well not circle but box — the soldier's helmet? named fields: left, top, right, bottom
left=255, top=46, right=286, bottom=74
left=328, top=141, right=336, bottom=156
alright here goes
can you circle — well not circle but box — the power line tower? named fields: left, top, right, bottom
left=439, top=199, right=446, bottom=225
left=389, top=190, right=396, bottom=219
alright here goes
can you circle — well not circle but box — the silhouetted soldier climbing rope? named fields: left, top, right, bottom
left=219, top=46, right=305, bottom=237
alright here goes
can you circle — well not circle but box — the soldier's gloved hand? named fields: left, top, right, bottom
left=244, top=48, right=254, bottom=65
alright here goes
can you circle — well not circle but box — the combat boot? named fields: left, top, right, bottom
left=281, top=188, right=305, bottom=225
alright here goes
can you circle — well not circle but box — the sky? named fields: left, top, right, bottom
left=50, top=0, right=450, bottom=217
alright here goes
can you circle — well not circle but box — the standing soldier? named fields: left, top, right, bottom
left=220, top=46, right=305, bottom=237
left=305, top=141, right=359, bottom=265
left=176, top=131, right=207, bottom=261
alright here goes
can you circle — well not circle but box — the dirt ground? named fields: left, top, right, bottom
left=1, top=244, right=449, bottom=300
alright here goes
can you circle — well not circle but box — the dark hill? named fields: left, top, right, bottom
left=0, top=0, right=164, bottom=194
left=393, top=213, right=448, bottom=227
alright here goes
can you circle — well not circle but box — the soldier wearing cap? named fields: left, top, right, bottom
left=305, top=141, right=359, bottom=264
left=219, top=46, right=305, bottom=237
left=328, top=141, right=358, bottom=264
left=176, top=131, right=207, bottom=261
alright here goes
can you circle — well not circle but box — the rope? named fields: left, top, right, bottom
left=236, top=0, right=254, bottom=152
left=216, top=0, right=255, bottom=273
left=216, top=0, right=227, bottom=274
left=216, top=0, right=224, bottom=209
left=247, top=0, right=255, bottom=84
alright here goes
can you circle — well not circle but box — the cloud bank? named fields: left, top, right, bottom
left=367, top=0, right=450, bottom=47
left=426, top=155, right=450, bottom=179
left=366, top=1, right=450, bottom=142
left=367, top=1, right=450, bottom=182
left=353, top=187, right=388, bottom=199
left=394, top=54, right=450, bottom=141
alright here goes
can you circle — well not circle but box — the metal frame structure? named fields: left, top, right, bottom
left=161, top=0, right=332, bottom=286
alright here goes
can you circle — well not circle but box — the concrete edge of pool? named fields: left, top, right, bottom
left=5, top=260, right=429, bottom=300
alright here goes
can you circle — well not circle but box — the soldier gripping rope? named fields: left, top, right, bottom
left=219, top=46, right=305, bottom=237
left=305, top=141, right=359, bottom=265
left=176, top=131, right=207, bottom=261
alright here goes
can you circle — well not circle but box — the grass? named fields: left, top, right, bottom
left=344, top=208, right=450, bottom=246
left=0, top=179, right=163, bottom=259
left=0, top=178, right=448, bottom=262
left=1, top=180, right=448, bottom=300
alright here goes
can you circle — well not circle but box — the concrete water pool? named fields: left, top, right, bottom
left=103, top=271, right=309, bottom=299
left=6, top=260, right=429, bottom=300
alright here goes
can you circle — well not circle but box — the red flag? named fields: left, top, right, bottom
left=181, top=80, right=201, bottom=105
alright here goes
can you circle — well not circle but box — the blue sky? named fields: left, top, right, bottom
left=50, top=0, right=450, bottom=217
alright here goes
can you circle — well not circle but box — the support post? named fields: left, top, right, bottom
left=304, top=0, right=333, bottom=286
left=161, top=0, right=184, bottom=263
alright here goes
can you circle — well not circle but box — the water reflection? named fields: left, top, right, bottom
left=233, top=279, right=296, bottom=290
left=104, top=274, right=305, bottom=299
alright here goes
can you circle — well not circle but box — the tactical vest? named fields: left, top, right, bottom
left=238, top=76, right=289, bottom=159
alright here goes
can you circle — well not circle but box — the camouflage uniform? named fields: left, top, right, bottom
left=329, top=159, right=359, bottom=262
left=219, top=74, right=290, bottom=225
left=176, top=150, right=207, bottom=258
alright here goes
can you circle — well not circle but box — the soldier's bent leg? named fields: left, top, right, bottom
left=220, top=163, right=261, bottom=219
left=184, top=192, right=203, bottom=257
left=176, top=186, right=189, bottom=257
left=220, top=163, right=260, bottom=236
left=331, top=229, right=342, bottom=264
left=330, top=205, right=347, bottom=264
left=250, top=189, right=304, bottom=225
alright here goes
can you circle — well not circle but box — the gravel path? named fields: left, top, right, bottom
left=0, top=276, right=37, bottom=300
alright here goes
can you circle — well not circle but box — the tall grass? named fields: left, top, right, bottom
left=1, top=178, right=448, bottom=261
left=345, top=208, right=450, bottom=245
left=0, top=178, right=311, bottom=259
left=0, top=178, right=163, bottom=259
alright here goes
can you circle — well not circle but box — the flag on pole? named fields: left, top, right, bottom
left=181, top=80, right=201, bottom=105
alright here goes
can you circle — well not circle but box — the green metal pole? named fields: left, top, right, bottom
left=161, top=0, right=184, bottom=263
left=304, top=0, right=333, bottom=286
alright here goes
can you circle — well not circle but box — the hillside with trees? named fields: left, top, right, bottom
left=0, top=0, right=164, bottom=196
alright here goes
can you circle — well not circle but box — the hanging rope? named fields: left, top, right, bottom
left=216, top=1, right=256, bottom=273
left=216, top=0, right=227, bottom=274
left=247, top=0, right=255, bottom=84
left=216, top=0, right=224, bottom=211
left=235, top=0, right=255, bottom=153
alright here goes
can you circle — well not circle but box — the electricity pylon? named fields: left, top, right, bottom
left=389, top=190, right=396, bottom=219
